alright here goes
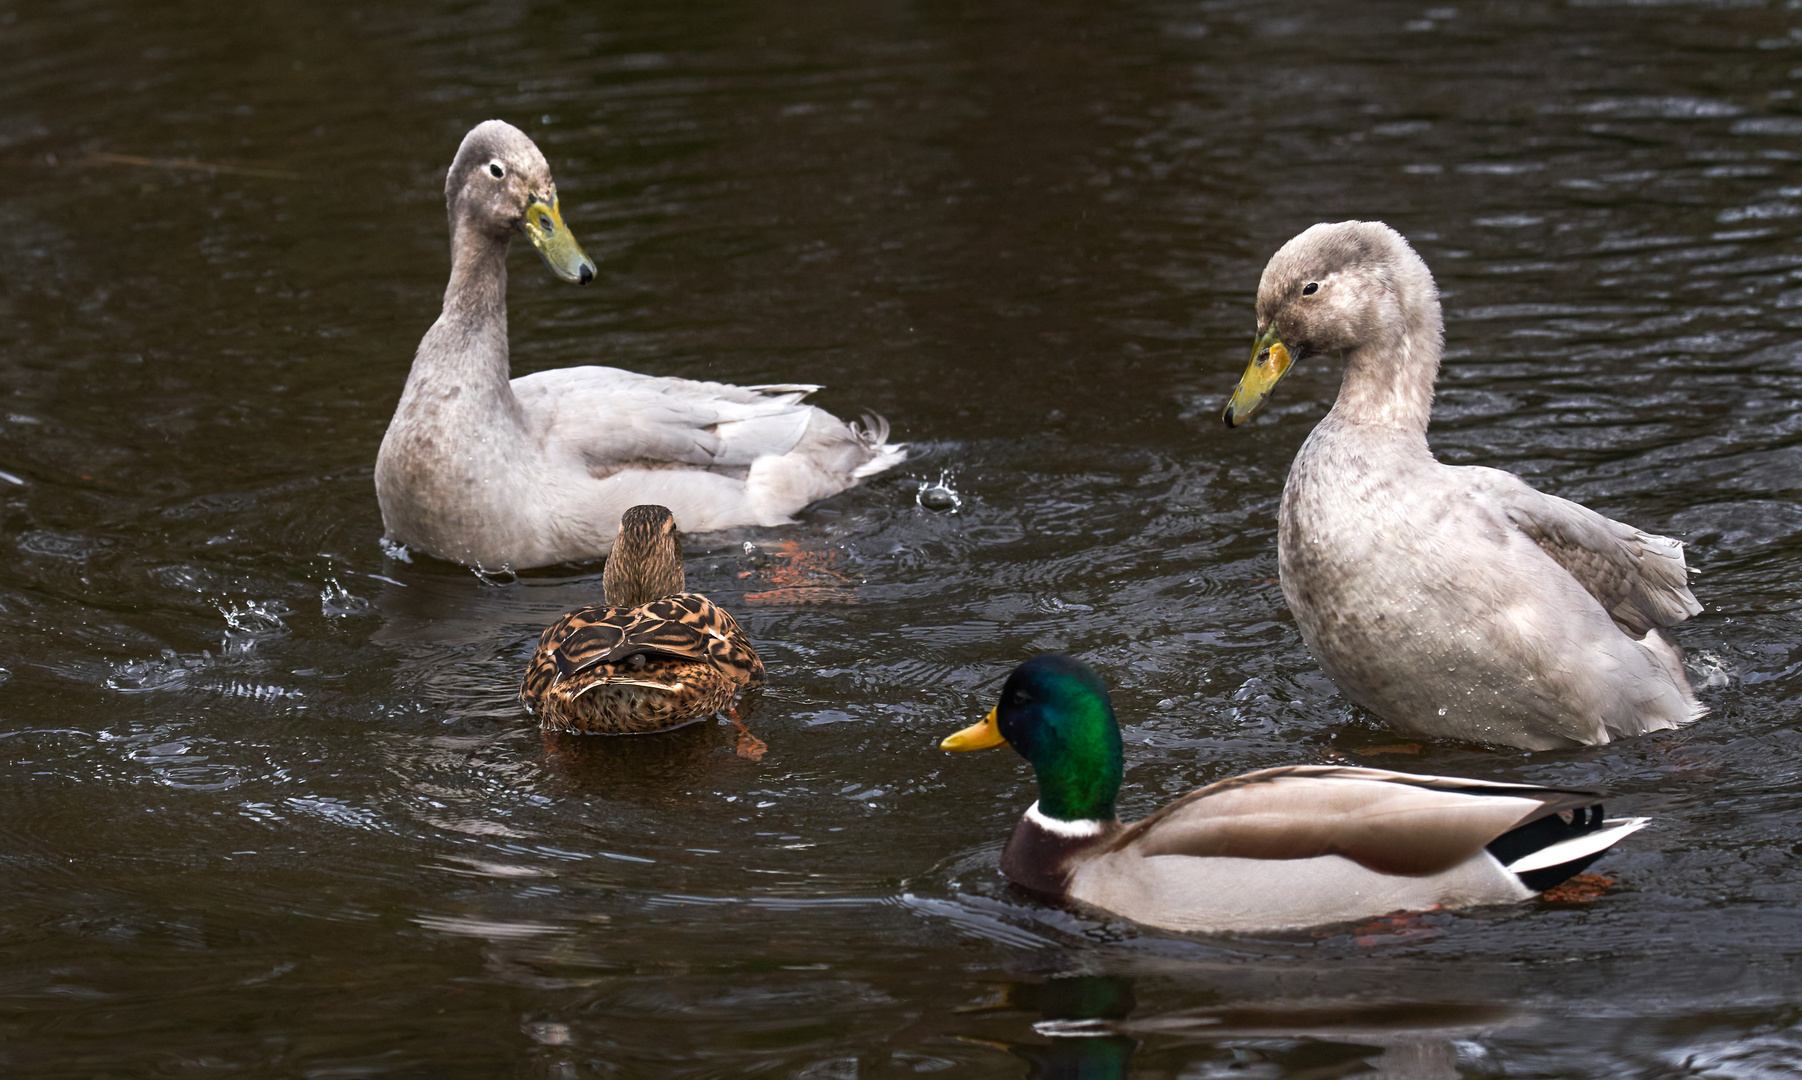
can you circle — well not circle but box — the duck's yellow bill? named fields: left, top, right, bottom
left=1222, top=328, right=1292, bottom=427
left=941, top=707, right=1007, bottom=751
left=524, top=197, right=596, bottom=285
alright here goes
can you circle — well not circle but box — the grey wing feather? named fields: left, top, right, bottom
left=1469, top=468, right=1702, bottom=634
left=742, top=383, right=823, bottom=395
left=512, top=367, right=819, bottom=471
left=1114, top=766, right=1601, bottom=877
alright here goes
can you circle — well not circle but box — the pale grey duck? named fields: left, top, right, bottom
left=1223, top=220, right=1703, bottom=750
left=376, top=120, right=903, bottom=571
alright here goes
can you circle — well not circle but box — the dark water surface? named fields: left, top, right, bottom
left=3, top=0, right=1802, bottom=1075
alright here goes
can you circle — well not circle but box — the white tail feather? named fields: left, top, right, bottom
left=744, top=383, right=823, bottom=397
left=1507, top=817, right=1650, bottom=875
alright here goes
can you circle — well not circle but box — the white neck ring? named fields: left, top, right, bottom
left=1026, top=801, right=1106, bottom=838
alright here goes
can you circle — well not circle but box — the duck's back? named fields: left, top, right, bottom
left=521, top=592, right=763, bottom=734
left=512, top=366, right=904, bottom=543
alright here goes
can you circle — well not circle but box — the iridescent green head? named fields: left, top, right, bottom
left=942, top=654, right=1125, bottom=823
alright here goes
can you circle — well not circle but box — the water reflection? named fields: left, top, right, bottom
left=537, top=694, right=768, bottom=804
left=989, top=974, right=1523, bottom=1080
left=967, top=975, right=1138, bottom=1080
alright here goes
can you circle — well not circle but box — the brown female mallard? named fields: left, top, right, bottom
left=520, top=505, right=763, bottom=734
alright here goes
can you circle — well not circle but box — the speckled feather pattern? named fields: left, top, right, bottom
left=520, top=593, right=763, bottom=734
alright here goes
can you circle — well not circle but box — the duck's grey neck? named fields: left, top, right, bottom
left=1327, top=298, right=1443, bottom=438
left=436, top=217, right=512, bottom=371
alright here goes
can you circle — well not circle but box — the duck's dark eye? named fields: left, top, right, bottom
left=1302, top=281, right=1319, bottom=296
left=489, top=162, right=505, bottom=179
left=1010, top=690, right=1030, bottom=707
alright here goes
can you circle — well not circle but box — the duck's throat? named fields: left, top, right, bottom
left=1332, top=335, right=1439, bottom=433
left=413, top=222, right=516, bottom=397
left=444, top=223, right=512, bottom=329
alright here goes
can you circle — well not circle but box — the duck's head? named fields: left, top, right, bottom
left=943, top=654, right=1124, bottom=824
left=1223, top=220, right=1438, bottom=426
left=602, top=504, right=685, bottom=608
left=445, top=120, right=596, bottom=286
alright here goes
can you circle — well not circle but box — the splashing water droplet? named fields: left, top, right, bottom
left=916, top=470, right=963, bottom=512
left=320, top=577, right=372, bottom=618
left=212, top=599, right=291, bottom=656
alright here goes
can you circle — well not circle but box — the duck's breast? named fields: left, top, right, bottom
left=1275, top=423, right=1646, bottom=745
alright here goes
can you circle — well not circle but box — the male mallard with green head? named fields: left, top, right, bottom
left=521, top=505, right=763, bottom=735
left=944, top=654, right=1649, bottom=933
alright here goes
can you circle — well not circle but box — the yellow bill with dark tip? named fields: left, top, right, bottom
left=1222, top=325, right=1293, bottom=427
left=524, top=197, right=596, bottom=285
left=941, top=707, right=1007, bottom=751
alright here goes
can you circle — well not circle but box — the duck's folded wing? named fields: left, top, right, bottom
left=1115, top=766, right=1600, bottom=877
left=1468, top=467, right=1702, bottom=634
left=545, top=615, right=628, bottom=676
left=513, top=367, right=818, bottom=470
left=550, top=596, right=735, bottom=675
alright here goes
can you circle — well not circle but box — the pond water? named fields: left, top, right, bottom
left=3, top=0, right=1801, bottom=1076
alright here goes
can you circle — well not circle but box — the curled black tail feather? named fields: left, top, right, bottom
left=1487, top=804, right=1609, bottom=892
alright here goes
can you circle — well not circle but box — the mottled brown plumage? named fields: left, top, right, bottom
left=520, top=505, right=763, bottom=734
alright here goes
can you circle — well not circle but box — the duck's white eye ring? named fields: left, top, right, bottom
left=488, top=161, right=506, bottom=179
